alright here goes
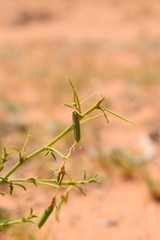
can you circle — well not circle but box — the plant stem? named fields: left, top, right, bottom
left=9, top=176, right=101, bottom=185
left=0, top=218, right=33, bottom=226
left=1, top=97, right=104, bottom=180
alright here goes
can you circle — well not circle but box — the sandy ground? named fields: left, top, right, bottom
left=0, top=1, right=160, bottom=239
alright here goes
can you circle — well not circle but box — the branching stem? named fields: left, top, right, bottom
left=2, top=96, right=104, bottom=180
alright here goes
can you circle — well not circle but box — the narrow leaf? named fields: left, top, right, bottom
left=102, top=110, right=109, bottom=123
left=51, top=152, right=56, bottom=160
left=27, top=178, right=37, bottom=186
left=45, top=151, right=50, bottom=156
left=10, top=146, right=21, bottom=153
left=102, top=107, right=137, bottom=125
left=75, top=185, right=86, bottom=196
left=2, top=147, right=12, bottom=158
left=83, top=169, right=86, bottom=180
left=9, top=184, right=14, bottom=195
left=30, top=207, right=33, bottom=216
left=94, top=173, right=98, bottom=179
left=14, top=183, right=26, bottom=191
left=64, top=103, right=74, bottom=109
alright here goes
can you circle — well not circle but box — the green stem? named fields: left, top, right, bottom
left=0, top=217, right=33, bottom=226
left=9, top=177, right=101, bottom=185
left=4, top=161, right=22, bottom=179
left=2, top=98, right=103, bottom=180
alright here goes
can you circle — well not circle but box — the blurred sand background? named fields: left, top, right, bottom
left=0, top=1, right=160, bottom=239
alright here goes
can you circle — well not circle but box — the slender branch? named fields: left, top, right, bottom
left=2, top=97, right=104, bottom=180
left=0, top=218, right=31, bottom=226
left=9, top=176, right=101, bottom=185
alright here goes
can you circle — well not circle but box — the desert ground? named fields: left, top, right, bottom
left=0, top=1, right=160, bottom=239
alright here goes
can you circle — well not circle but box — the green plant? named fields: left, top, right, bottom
left=0, top=80, right=136, bottom=229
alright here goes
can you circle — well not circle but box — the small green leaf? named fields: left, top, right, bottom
left=93, top=173, right=98, bottom=179
left=30, top=207, right=33, bottom=216
left=45, top=151, right=50, bottom=156
left=90, top=173, right=101, bottom=184
left=31, top=214, right=38, bottom=219
left=9, top=184, right=14, bottom=195
left=28, top=207, right=38, bottom=219
left=0, top=165, right=4, bottom=171
left=1, top=148, right=12, bottom=165
left=64, top=103, right=74, bottom=109
left=14, top=183, right=26, bottom=191
left=0, top=192, right=4, bottom=196
left=51, top=152, right=56, bottom=160
left=45, top=149, right=56, bottom=160
left=10, top=146, right=21, bottom=153
left=3, top=148, right=12, bottom=157
left=27, top=178, right=37, bottom=186
left=75, top=185, right=86, bottom=196
left=102, top=110, right=109, bottom=123
left=83, top=169, right=86, bottom=180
